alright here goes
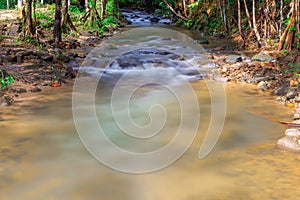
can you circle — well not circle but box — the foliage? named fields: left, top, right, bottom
left=69, top=5, right=85, bottom=14
left=24, top=35, right=39, bottom=45
left=0, top=70, right=14, bottom=89
left=0, top=0, right=15, bottom=9
left=285, top=63, right=300, bottom=74
left=35, top=11, right=54, bottom=28
left=100, top=15, right=118, bottom=33
left=106, top=0, right=116, bottom=15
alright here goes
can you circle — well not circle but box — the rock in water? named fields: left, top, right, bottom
left=286, top=88, right=297, bottom=99
left=285, top=129, right=300, bottom=137
left=273, top=86, right=289, bottom=96
left=277, top=136, right=300, bottom=151
left=150, top=17, right=159, bottom=23
left=196, top=38, right=209, bottom=44
left=257, top=81, right=268, bottom=91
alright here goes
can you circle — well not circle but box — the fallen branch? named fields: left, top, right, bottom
left=162, top=0, right=188, bottom=21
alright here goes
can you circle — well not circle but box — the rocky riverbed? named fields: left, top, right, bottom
left=0, top=41, right=82, bottom=106
left=210, top=50, right=300, bottom=151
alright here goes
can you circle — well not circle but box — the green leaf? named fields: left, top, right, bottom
left=289, top=26, right=296, bottom=31
left=1, top=78, right=6, bottom=89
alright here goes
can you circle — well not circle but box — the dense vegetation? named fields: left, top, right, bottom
left=0, top=0, right=299, bottom=50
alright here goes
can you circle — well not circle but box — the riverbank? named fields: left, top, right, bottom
left=210, top=50, right=300, bottom=151
left=0, top=8, right=124, bottom=106
left=211, top=51, right=300, bottom=108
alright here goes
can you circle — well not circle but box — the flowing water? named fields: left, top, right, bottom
left=0, top=12, right=299, bottom=200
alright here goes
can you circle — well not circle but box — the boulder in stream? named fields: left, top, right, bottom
left=150, top=17, right=160, bottom=23
left=286, top=88, right=297, bottom=99
left=196, top=38, right=209, bottom=44
left=273, top=86, right=290, bottom=96
left=285, top=128, right=300, bottom=137
left=277, top=136, right=300, bottom=152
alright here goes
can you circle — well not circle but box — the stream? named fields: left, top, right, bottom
left=0, top=9, right=299, bottom=200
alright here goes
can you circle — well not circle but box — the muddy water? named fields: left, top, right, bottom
left=0, top=79, right=298, bottom=199
left=1, top=15, right=299, bottom=199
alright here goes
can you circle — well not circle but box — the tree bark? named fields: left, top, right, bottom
left=278, top=0, right=298, bottom=50
left=33, top=0, right=37, bottom=24
left=237, top=0, right=244, bottom=42
left=243, top=0, right=252, bottom=29
left=264, top=0, right=269, bottom=38
left=252, top=0, right=261, bottom=47
left=85, top=0, right=89, bottom=12
left=25, top=0, right=34, bottom=36
left=222, top=0, right=228, bottom=32
left=100, top=0, right=108, bottom=19
left=113, top=0, right=119, bottom=16
left=279, top=0, right=283, bottom=36
left=54, top=0, right=62, bottom=43
left=62, top=0, right=78, bottom=33
left=182, top=0, right=187, bottom=18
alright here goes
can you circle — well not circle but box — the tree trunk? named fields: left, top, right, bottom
left=263, top=0, right=269, bottom=38
left=222, top=0, right=228, bottom=32
left=54, top=0, right=62, bottom=43
left=41, top=0, right=44, bottom=5
left=99, top=0, right=108, bottom=19
left=113, top=0, right=119, bottom=16
left=217, top=0, right=228, bottom=32
left=62, top=0, right=78, bottom=33
left=7, top=0, right=9, bottom=9
left=279, top=0, right=283, bottom=36
left=243, top=0, right=252, bottom=29
left=295, top=0, right=299, bottom=47
left=252, top=0, right=261, bottom=47
left=18, top=0, right=24, bottom=18
left=278, top=0, right=298, bottom=50
left=85, top=0, right=89, bottom=12
left=217, top=0, right=223, bottom=27
left=237, top=0, right=244, bottom=43
left=25, top=0, right=34, bottom=36
left=33, top=0, right=37, bottom=24
left=182, top=0, right=187, bottom=18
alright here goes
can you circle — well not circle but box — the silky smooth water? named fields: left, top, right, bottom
left=0, top=80, right=297, bottom=199
left=0, top=23, right=298, bottom=199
